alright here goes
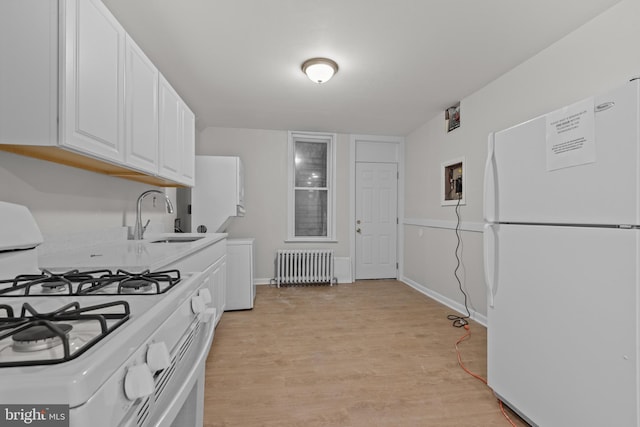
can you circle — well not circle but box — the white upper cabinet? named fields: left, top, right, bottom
left=60, top=0, right=125, bottom=163
left=124, top=35, right=159, bottom=174
left=0, top=0, right=59, bottom=145
left=0, top=0, right=195, bottom=187
left=159, top=75, right=182, bottom=182
left=181, top=106, right=196, bottom=186
left=159, top=74, right=195, bottom=186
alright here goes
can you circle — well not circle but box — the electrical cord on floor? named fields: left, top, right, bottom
left=447, top=193, right=472, bottom=328
left=446, top=198, right=519, bottom=426
left=455, top=326, right=519, bottom=427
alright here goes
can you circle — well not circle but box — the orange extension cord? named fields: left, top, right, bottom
left=455, top=325, right=518, bottom=427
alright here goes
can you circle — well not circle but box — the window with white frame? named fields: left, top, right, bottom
left=287, top=131, right=336, bottom=241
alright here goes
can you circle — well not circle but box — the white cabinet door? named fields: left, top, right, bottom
left=158, top=75, right=182, bottom=182
left=0, top=0, right=58, bottom=145
left=180, top=105, right=195, bottom=186
left=124, top=35, right=158, bottom=174
left=61, top=0, right=125, bottom=162
left=202, top=254, right=227, bottom=326
left=212, top=256, right=227, bottom=325
left=159, top=74, right=195, bottom=186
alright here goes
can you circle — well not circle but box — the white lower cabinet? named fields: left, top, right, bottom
left=163, top=238, right=227, bottom=326
left=203, top=255, right=227, bottom=325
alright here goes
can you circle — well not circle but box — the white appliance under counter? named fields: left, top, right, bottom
left=225, top=238, right=255, bottom=310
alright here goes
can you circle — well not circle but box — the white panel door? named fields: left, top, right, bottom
left=486, top=80, right=639, bottom=226
left=355, top=162, right=397, bottom=279
left=158, top=75, right=182, bottom=182
left=62, top=0, right=125, bottom=162
left=180, top=105, right=196, bottom=186
left=485, top=224, right=638, bottom=426
left=124, top=35, right=158, bottom=174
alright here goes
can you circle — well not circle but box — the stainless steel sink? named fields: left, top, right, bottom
left=150, top=236, right=204, bottom=243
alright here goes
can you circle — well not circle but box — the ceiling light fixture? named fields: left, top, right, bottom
left=301, top=57, right=338, bottom=84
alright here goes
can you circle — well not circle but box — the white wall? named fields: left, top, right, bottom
left=196, top=127, right=351, bottom=282
left=402, top=0, right=640, bottom=324
left=0, top=151, right=176, bottom=238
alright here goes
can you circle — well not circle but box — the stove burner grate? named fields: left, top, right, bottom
left=0, top=269, right=114, bottom=296
left=1, top=269, right=182, bottom=296
left=77, top=269, right=181, bottom=295
left=0, top=305, right=13, bottom=318
left=0, top=301, right=130, bottom=367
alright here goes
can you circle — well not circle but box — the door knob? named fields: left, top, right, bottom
left=356, top=228, right=361, bottom=233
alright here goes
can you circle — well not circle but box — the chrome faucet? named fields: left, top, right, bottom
left=133, top=190, right=174, bottom=240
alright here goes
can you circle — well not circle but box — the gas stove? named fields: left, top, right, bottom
left=0, top=202, right=216, bottom=427
left=0, top=268, right=182, bottom=296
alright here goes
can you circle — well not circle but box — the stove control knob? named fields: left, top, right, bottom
left=191, top=295, right=205, bottom=315
left=124, top=363, right=154, bottom=401
left=147, top=342, right=171, bottom=372
left=199, top=288, right=212, bottom=304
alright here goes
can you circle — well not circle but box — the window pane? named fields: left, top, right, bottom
left=295, top=189, right=327, bottom=237
left=295, top=141, right=327, bottom=188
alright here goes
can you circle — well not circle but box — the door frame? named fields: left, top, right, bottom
left=349, top=134, right=405, bottom=282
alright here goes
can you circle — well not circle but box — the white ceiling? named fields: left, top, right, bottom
left=103, top=0, right=621, bottom=136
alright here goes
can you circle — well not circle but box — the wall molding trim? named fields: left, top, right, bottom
left=400, top=276, right=487, bottom=327
left=403, top=218, right=484, bottom=233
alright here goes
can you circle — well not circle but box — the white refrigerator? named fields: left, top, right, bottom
left=484, top=79, right=640, bottom=426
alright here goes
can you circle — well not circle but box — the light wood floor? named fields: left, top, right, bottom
left=204, top=280, right=528, bottom=427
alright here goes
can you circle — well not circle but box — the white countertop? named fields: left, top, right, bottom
left=38, top=233, right=227, bottom=272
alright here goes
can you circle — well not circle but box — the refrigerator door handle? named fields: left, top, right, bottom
left=483, top=223, right=497, bottom=308
left=483, top=133, right=497, bottom=223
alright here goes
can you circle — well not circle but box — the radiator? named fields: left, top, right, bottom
left=274, top=249, right=336, bottom=287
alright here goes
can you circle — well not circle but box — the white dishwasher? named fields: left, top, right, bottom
left=225, top=238, right=255, bottom=310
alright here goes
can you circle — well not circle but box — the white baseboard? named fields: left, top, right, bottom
left=400, top=276, right=487, bottom=327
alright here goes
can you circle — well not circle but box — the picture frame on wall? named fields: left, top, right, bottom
left=445, top=103, right=460, bottom=132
